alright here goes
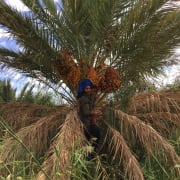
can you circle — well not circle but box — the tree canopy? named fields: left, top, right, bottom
left=0, top=0, right=179, bottom=101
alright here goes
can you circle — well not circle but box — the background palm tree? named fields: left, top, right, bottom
left=0, top=79, right=16, bottom=103
left=0, top=79, right=54, bottom=105
left=0, top=0, right=180, bottom=179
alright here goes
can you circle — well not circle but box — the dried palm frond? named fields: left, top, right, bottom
left=136, top=112, right=180, bottom=135
left=37, top=109, right=86, bottom=180
left=0, top=111, right=66, bottom=176
left=0, top=103, right=68, bottom=137
left=127, top=91, right=180, bottom=114
left=115, top=110, right=180, bottom=176
left=107, top=125, right=144, bottom=180
left=126, top=90, right=180, bottom=136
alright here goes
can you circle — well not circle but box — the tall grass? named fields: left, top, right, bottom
left=0, top=120, right=50, bottom=179
left=0, top=119, right=179, bottom=180
left=0, top=125, right=108, bottom=179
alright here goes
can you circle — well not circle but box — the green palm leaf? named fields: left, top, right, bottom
left=0, top=0, right=179, bottom=92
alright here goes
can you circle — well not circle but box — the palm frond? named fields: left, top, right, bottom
left=136, top=112, right=180, bottom=135
left=125, top=90, right=180, bottom=136
left=115, top=110, right=180, bottom=176
left=0, top=103, right=68, bottom=137
left=37, top=109, right=86, bottom=179
left=115, top=1, right=180, bottom=84
left=127, top=91, right=180, bottom=114
left=0, top=48, right=19, bottom=58
left=0, top=111, right=66, bottom=167
left=107, top=125, right=144, bottom=180
left=0, top=1, right=60, bottom=83
left=0, top=2, right=55, bottom=54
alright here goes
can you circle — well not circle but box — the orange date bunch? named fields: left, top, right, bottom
left=54, top=49, right=82, bottom=88
left=54, top=49, right=120, bottom=93
left=87, top=67, right=99, bottom=87
left=99, top=67, right=121, bottom=93
left=86, top=66, right=121, bottom=93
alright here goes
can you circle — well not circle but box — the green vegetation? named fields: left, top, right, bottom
left=0, top=79, right=54, bottom=105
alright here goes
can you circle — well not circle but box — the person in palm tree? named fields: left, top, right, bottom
left=77, top=79, right=102, bottom=153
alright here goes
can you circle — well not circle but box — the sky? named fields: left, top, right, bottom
left=4, top=0, right=29, bottom=11
left=0, top=0, right=180, bottom=92
left=0, top=0, right=62, bottom=95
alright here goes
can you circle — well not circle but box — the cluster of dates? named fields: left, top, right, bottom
left=54, top=49, right=121, bottom=93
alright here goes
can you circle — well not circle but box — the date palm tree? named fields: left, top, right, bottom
left=0, top=0, right=179, bottom=179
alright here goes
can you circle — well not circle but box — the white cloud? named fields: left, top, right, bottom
left=156, top=63, right=180, bottom=87
left=4, top=0, right=29, bottom=11
left=0, top=29, right=10, bottom=38
left=175, top=48, right=180, bottom=55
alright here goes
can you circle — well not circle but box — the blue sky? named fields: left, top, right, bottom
left=0, top=0, right=180, bottom=91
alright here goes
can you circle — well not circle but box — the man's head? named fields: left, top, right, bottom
left=77, top=79, right=94, bottom=98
